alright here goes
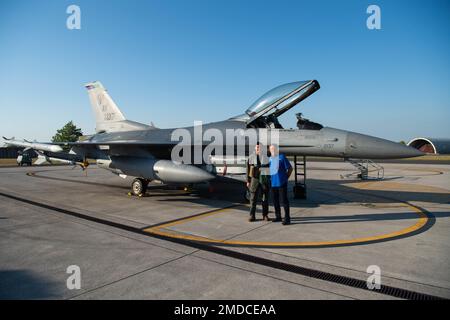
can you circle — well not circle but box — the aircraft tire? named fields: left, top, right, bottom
left=131, top=178, right=147, bottom=196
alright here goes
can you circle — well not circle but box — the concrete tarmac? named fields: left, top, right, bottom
left=0, top=161, right=449, bottom=299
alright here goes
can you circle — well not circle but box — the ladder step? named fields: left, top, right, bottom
left=343, top=159, right=384, bottom=180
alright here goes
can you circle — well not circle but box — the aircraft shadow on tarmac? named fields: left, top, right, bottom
left=179, top=178, right=450, bottom=207
left=27, top=169, right=450, bottom=210
left=288, top=211, right=450, bottom=225
left=309, top=179, right=450, bottom=206
left=147, top=180, right=444, bottom=247
left=0, top=270, right=60, bottom=299
left=151, top=177, right=450, bottom=229
left=28, top=168, right=450, bottom=205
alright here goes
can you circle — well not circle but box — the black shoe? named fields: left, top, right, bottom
left=262, top=215, right=271, bottom=222
left=282, top=219, right=291, bottom=225
left=272, top=217, right=282, bottom=222
left=248, top=216, right=256, bottom=222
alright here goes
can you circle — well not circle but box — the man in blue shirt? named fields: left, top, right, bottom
left=269, top=144, right=293, bottom=225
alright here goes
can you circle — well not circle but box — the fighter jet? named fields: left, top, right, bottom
left=2, top=137, right=88, bottom=167
left=3, top=80, right=423, bottom=196
left=2, top=137, right=64, bottom=153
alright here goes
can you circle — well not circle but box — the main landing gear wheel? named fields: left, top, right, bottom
left=131, top=178, right=149, bottom=197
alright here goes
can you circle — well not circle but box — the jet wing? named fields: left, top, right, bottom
left=2, top=136, right=64, bottom=153
left=50, top=140, right=174, bottom=160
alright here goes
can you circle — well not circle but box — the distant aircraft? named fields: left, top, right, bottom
left=3, top=80, right=423, bottom=196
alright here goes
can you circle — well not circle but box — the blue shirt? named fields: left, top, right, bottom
left=269, top=154, right=292, bottom=187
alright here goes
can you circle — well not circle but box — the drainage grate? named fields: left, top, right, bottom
left=0, top=191, right=445, bottom=300
left=194, top=246, right=444, bottom=300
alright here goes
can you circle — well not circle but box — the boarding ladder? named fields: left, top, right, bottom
left=293, top=155, right=307, bottom=198
left=341, top=159, right=384, bottom=180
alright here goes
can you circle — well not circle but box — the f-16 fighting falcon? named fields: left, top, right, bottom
left=3, top=80, right=423, bottom=196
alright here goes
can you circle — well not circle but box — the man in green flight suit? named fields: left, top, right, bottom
left=246, top=142, right=271, bottom=222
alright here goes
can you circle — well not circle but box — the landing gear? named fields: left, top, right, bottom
left=130, top=178, right=149, bottom=196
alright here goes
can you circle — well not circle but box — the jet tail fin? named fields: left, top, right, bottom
left=84, top=81, right=153, bottom=133
left=84, top=81, right=126, bottom=133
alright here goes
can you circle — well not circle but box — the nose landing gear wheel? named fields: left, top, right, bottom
left=131, top=178, right=149, bottom=197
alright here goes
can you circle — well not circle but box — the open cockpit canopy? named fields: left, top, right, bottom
left=245, top=80, right=320, bottom=126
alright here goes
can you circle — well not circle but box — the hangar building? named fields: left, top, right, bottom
left=407, top=138, right=450, bottom=155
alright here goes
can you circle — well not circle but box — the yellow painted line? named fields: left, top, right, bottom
left=152, top=207, right=235, bottom=230
left=143, top=196, right=430, bottom=247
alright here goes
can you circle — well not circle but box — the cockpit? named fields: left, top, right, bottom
left=245, top=81, right=309, bottom=116
left=239, top=80, right=322, bottom=129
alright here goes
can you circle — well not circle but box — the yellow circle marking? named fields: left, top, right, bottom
left=143, top=201, right=429, bottom=247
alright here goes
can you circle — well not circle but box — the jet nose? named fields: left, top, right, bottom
left=404, top=145, right=425, bottom=158
left=346, top=132, right=424, bottom=159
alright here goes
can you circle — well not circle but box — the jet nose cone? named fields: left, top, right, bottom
left=400, top=145, right=425, bottom=158
left=346, top=132, right=424, bottom=159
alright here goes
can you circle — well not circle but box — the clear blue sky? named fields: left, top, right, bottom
left=0, top=0, right=449, bottom=142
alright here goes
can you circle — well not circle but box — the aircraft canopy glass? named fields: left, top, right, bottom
left=245, top=81, right=310, bottom=117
